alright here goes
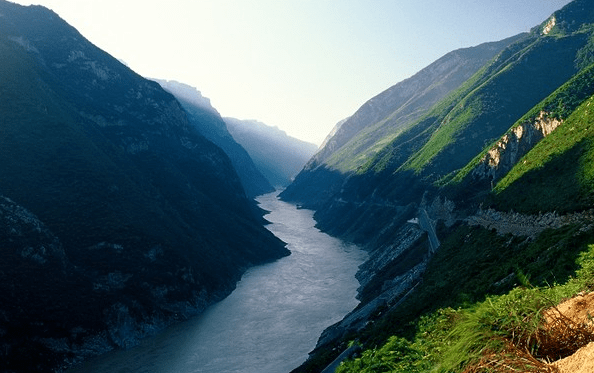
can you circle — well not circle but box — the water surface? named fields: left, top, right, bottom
left=68, top=192, right=366, bottom=373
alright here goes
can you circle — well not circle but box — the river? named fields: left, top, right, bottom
left=67, top=191, right=367, bottom=373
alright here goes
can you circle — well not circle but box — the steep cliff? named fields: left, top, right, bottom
left=155, top=80, right=275, bottom=197
left=471, top=112, right=563, bottom=183
left=0, top=2, right=288, bottom=372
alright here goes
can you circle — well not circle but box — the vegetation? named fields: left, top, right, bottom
left=330, top=81, right=594, bottom=372
left=0, top=3, right=289, bottom=372
left=401, top=33, right=589, bottom=179
left=493, top=94, right=594, bottom=213
left=449, top=61, right=594, bottom=187
left=337, top=234, right=594, bottom=373
left=289, top=3, right=594, bottom=373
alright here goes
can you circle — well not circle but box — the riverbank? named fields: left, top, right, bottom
left=66, top=192, right=367, bottom=373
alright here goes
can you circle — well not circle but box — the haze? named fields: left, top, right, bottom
left=10, top=0, right=573, bottom=145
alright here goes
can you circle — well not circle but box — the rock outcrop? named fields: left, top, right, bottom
left=471, top=111, right=563, bottom=184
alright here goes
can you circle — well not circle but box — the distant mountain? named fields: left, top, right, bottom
left=0, top=2, right=288, bottom=372
left=154, top=80, right=274, bottom=197
left=285, top=0, right=594, bottom=371
left=319, top=117, right=349, bottom=150
left=224, top=117, right=318, bottom=188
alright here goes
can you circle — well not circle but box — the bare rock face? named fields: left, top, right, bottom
left=471, top=111, right=563, bottom=183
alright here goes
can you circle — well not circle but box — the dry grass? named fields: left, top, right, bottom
left=538, top=304, right=594, bottom=360
left=463, top=297, right=594, bottom=373
left=462, top=344, right=559, bottom=373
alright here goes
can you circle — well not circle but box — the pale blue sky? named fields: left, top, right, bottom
left=12, top=0, right=573, bottom=145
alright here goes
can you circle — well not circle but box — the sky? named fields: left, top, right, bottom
left=11, top=0, right=574, bottom=145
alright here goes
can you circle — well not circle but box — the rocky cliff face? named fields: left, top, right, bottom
left=471, top=111, right=563, bottom=183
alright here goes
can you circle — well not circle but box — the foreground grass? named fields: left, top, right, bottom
left=336, top=243, right=594, bottom=373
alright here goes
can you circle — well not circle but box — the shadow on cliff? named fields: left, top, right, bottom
left=491, top=138, right=594, bottom=214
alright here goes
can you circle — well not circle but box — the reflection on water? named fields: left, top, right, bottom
left=67, top=191, right=367, bottom=373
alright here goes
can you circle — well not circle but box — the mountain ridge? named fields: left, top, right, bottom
left=0, top=2, right=288, bottom=371
left=281, top=34, right=526, bottom=209
left=153, top=79, right=275, bottom=197
left=285, top=1, right=594, bottom=371
left=224, top=117, right=318, bottom=188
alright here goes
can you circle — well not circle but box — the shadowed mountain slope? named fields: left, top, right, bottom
left=154, top=80, right=275, bottom=197
left=0, top=2, right=288, bottom=371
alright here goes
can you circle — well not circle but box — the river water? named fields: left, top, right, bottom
left=67, top=191, right=367, bottom=373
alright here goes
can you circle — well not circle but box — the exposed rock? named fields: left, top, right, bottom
left=427, top=196, right=457, bottom=227
left=471, top=111, right=563, bottom=184
left=356, top=224, right=425, bottom=291
left=543, top=16, right=557, bottom=35
left=466, top=207, right=594, bottom=238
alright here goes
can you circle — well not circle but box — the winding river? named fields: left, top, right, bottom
left=67, top=191, right=367, bottom=373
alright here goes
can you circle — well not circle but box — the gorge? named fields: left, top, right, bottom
left=65, top=192, right=367, bottom=373
left=4, top=0, right=594, bottom=372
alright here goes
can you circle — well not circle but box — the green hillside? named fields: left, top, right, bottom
left=399, top=29, right=589, bottom=179
left=493, top=94, right=594, bottom=213
left=449, top=62, right=594, bottom=186
left=324, top=92, right=594, bottom=373
left=282, top=36, right=523, bottom=206
left=287, top=1, right=594, bottom=372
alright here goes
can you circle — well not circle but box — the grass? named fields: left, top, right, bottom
left=325, top=129, right=400, bottom=173
left=337, top=241, right=594, bottom=373
left=493, top=94, right=594, bottom=213
left=448, top=61, right=594, bottom=187
left=398, top=31, right=589, bottom=180
left=403, top=96, right=484, bottom=173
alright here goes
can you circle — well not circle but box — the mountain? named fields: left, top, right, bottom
left=0, top=2, right=288, bottom=372
left=284, top=1, right=594, bottom=371
left=154, top=80, right=274, bottom=197
left=224, top=117, right=319, bottom=188
left=281, top=33, right=526, bottom=209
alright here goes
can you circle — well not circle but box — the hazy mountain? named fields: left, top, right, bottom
left=319, top=117, right=349, bottom=150
left=285, top=1, right=594, bottom=371
left=0, top=2, right=288, bottom=371
left=154, top=79, right=275, bottom=197
left=224, top=117, right=319, bottom=188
